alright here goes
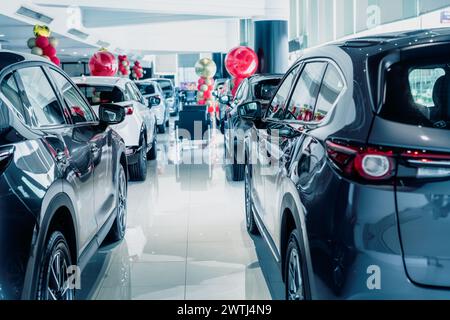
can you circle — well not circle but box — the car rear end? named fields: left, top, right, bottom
left=323, top=39, right=450, bottom=299
left=157, top=80, right=176, bottom=115
left=136, top=81, right=166, bottom=126
left=0, top=91, right=39, bottom=300
left=75, top=81, right=142, bottom=162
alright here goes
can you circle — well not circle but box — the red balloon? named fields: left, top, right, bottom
left=208, top=85, right=214, bottom=91
left=50, top=56, right=60, bottom=66
left=198, top=78, right=206, bottom=85
left=89, top=51, right=118, bottom=76
left=203, top=91, right=212, bottom=100
left=225, top=46, right=259, bottom=78
left=43, top=45, right=56, bottom=57
left=198, top=99, right=206, bottom=105
left=35, top=36, right=49, bottom=49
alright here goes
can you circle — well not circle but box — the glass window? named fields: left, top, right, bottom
left=285, top=62, right=327, bottom=121
left=381, top=59, right=450, bottom=130
left=266, top=65, right=300, bottom=120
left=77, top=85, right=125, bottom=105
left=157, top=80, right=174, bottom=97
left=233, top=80, right=248, bottom=106
left=253, top=79, right=281, bottom=101
left=130, top=83, right=144, bottom=102
left=314, top=64, right=346, bottom=122
left=17, top=67, right=65, bottom=127
left=0, top=73, right=25, bottom=122
left=137, top=83, right=156, bottom=95
left=420, top=0, right=450, bottom=14
left=50, top=69, right=96, bottom=124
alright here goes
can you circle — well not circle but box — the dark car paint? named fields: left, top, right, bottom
left=246, top=29, right=450, bottom=299
left=224, top=74, right=283, bottom=159
left=0, top=52, right=127, bottom=299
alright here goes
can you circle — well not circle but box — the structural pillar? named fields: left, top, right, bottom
left=254, top=20, right=289, bottom=74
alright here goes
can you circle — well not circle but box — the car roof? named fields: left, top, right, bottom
left=72, top=76, right=132, bottom=89
left=247, top=74, right=284, bottom=83
left=0, top=50, right=56, bottom=72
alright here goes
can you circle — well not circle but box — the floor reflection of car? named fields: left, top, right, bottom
left=150, top=78, right=178, bottom=116
left=0, top=51, right=128, bottom=300
left=222, top=74, right=282, bottom=181
left=74, top=77, right=158, bottom=181
left=243, top=29, right=450, bottom=300
left=135, top=80, right=170, bottom=133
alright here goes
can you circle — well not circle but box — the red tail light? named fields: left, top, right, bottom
left=125, top=106, right=134, bottom=115
left=326, top=141, right=396, bottom=182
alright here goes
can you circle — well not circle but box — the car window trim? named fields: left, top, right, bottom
left=263, top=62, right=304, bottom=123
left=14, top=65, right=69, bottom=129
left=281, top=58, right=348, bottom=127
left=45, top=65, right=99, bottom=124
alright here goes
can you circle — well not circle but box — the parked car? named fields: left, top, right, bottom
left=242, top=29, right=450, bottom=300
left=151, top=78, right=178, bottom=116
left=135, top=80, right=169, bottom=133
left=0, top=51, right=128, bottom=300
left=222, top=74, right=282, bottom=181
left=74, top=77, right=158, bottom=181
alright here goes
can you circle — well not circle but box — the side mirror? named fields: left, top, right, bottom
left=148, top=96, right=161, bottom=108
left=238, top=101, right=262, bottom=121
left=98, top=104, right=126, bottom=125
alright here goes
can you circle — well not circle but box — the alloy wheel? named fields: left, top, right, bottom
left=287, top=248, right=305, bottom=301
left=45, top=249, right=73, bottom=300
left=117, top=167, right=128, bottom=236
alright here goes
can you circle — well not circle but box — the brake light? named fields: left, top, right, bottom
left=125, top=106, right=134, bottom=115
left=326, top=141, right=395, bottom=181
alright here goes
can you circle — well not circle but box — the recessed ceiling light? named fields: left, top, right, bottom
left=61, top=49, right=65, bottom=52
left=73, top=52, right=78, bottom=55
left=0, top=34, right=5, bottom=37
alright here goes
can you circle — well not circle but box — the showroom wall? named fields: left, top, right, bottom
left=289, top=0, right=450, bottom=54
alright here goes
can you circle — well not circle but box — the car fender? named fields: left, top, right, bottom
left=278, top=177, right=316, bottom=296
left=21, top=189, right=77, bottom=300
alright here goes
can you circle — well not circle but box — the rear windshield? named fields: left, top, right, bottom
left=77, top=85, right=125, bottom=105
left=136, top=83, right=156, bottom=95
left=381, top=59, right=450, bottom=130
left=253, top=79, right=281, bottom=101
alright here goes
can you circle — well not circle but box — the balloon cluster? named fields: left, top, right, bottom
left=195, top=58, right=217, bottom=113
left=88, top=49, right=118, bottom=77
left=132, top=61, right=144, bottom=80
left=118, top=55, right=131, bottom=77
left=225, top=46, right=259, bottom=96
left=27, top=25, right=60, bottom=66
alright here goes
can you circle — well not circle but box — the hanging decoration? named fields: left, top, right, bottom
left=88, top=49, right=118, bottom=77
left=225, top=46, right=259, bottom=96
left=27, top=24, right=61, bottom=66
left=131, top=60, right=144, bottom=80
left=195, top=58, right=217, bottom=113
left=118, top=55, right=131, bottom=77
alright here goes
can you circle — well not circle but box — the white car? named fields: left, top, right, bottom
left=73, top=76, right=158, bottom=181
left=135, top=80, right=170, bottom=133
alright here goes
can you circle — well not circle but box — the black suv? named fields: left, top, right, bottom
left=242, top=29, right=450, bottom=300
left=0, top=51, right=128, bottom=300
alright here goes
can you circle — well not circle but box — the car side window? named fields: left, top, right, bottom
left=123, top=85, right=132, bottom=101
left=16, top=67, right=65, bottom=127
left=314, top=64, right=345, bottom=122
left=285, top=62, right=327, bottom=121
left=0, top=72, right=26, bottom=123
left=49, top=69, right=96, bottom=124
left=125, top=83, right=138, bottom=102
left=266, top=65, right=300, bottom=120
left=130, top=83, right=145, bottom=103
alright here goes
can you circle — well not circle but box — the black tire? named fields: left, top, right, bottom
left=128, top=137, right=147, bottom=181
left=158, top=124, right=166, bottom=134
left=285, top=229, right=310, bottom=300
left=245, top=164, right=259, bottom=235
left=36, top=231, right=75, bottom=300
left=147, top=137, right=157, bottom=160
left=231, top=140, right=245, bottom=181
left=106, top=164, right=128, bottom=242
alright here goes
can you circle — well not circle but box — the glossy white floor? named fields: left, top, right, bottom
left=78, top=119, right=284, bottom=300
